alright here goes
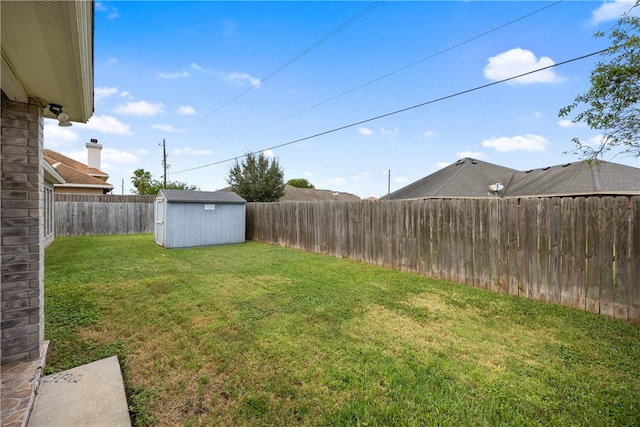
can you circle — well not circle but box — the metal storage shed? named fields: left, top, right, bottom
left=155, top=189, right=246, bottom=248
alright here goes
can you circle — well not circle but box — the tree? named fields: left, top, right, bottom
left=287, top=178, right=315, bottom=189
left=130, top=168, right=199, bottom=195
left=131, top=168, right=155, bottom=195
left=227, top=152, right=285, bottom=202
left=559, top=2, right=640, bottom=159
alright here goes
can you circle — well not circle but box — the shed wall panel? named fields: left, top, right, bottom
left=164, top=202, right=245, bottom=248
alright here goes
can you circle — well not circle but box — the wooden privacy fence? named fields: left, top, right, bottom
left=247, top=196, right=640, bottom=322
left=54, top=194, right=155, bottom=236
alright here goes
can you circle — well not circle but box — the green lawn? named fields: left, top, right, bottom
left=44, top=234, right=639, bottom=426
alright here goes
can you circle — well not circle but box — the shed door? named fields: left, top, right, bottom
left=155, top=199, right=164, bottom=246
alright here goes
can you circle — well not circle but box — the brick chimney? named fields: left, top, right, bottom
left=86, top=138, right=102, bottom=170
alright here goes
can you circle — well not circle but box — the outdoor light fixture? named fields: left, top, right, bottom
left=48, top=103, right=72, bottom=127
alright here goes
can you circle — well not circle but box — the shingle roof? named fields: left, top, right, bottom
left=279, top=185, right=361, bottom=202
left=43, top=149, right=114, bottom=190
left=158, top=189, right=246, bottom=204
left=387, top=158, right=517, bottom=199
left=508, top=161, right=640, bottom=197
left=386, top=158, right=640, bottom=199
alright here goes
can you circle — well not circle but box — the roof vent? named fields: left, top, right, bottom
left=525, top=170, right=533, bottom=173
left=562, top=163, right=571, bottom=167
left=542, top=166, right=551, bottom=171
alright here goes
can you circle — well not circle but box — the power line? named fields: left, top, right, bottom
left=215, top=0, right=565, bottom=146
left=171, top=48, right=606, bottom=175
left=190, top=1, right=384, bottom=127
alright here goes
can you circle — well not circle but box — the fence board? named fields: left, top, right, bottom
left=613, top=197, right=630, bottom=320
left=630, top=197, right=640, bottom=322
left=560, top=198, right=574, bottom=308
left=507, top=199, right=520, bottom=296
left=599, top=197, right=615, bottom=318
left=488, top=199, right=500, bottom=292
left=549, top=198, right=562, bottom=305
left=585, top=197, right=601, bottom=314
left=572, top=198, right=587, bottom=310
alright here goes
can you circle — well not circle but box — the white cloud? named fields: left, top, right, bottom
left=134, top=149, right=149, bottom=155
left=262, top=149, right=274, bottom=158
left=115, top=101, right=164, bottom=116
left=482, top=134, right=548, bottom=152
left=95, top=87, right=119, bottom=101
left=558, top=119, right=587, bottom=128
left=394, top=176, right=408, bottom=184
left=158, top=71, right=190, bottom=79
left=437, top=162, right=452, bottom=169
left=456, top=151, right=488, bottom=160
left=177, top=105, right=197, bottom=115
left=119, top=91, right=132, bottom=98
left=351, top=172, right=371, bottom=180
left=358, top=127, right=374, bottom=136
left=424, top=130, right=435, bottom=138
left=173, top=147, right=214, bottom=156
left=101, top=148, right=139, bottom=164
left=96, top=2, right=118, bottom=19
left=80, top=115, right=132, bottom=135
left=328, top=177, right=347, bottom=186
left=43, top=122, right=79, bottom=147
left=152, top=124, right=185, bottom=133
left=304, top=171, right=313, bottom=177
left=484, top=48, right=561, bottom=84
left=191, top=63, right=209, bottom=72
left=591, top=0, right=638, bottom=25
left=587, top=134, right=606, bottom=147
left=380, top=127, right=399, bottom=136
left=226, top=72, right=261, bottom=87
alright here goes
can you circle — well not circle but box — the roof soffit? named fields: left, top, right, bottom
left=1, top=1, right=94, bottom=123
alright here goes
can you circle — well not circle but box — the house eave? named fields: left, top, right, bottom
left=0, top=0, right=94, bottom=123
left=54, top=183, right=114, bottom=190
left=43, top=161, right=65, bottom=184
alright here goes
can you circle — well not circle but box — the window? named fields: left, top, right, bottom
left=44, top=184, right=54, bottom=241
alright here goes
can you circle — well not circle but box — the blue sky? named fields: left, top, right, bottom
left=44, top=0, right=640, bottom=198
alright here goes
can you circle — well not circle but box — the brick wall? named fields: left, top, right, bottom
left=1, top=94, right=45, bottom=364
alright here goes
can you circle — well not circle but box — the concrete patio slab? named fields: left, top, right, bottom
left=28, top=356, right=130, bottom=427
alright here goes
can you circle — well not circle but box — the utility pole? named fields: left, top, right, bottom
left=160, top=139, right=169, bottom=188
left=121, top=178, right=124, bottom=195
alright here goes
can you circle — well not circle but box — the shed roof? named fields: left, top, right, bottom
left=158, top=189, right=246, bottom=204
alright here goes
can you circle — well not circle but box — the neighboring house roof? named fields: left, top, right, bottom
left=387, top=158, right=518, bottom=199
left=279, top=185, right=361, bottom=202
left=158, top=189, right=246, bottom=204
left=387, top=158, right=640, bottom=199
left=507, top=161, right=640, bottom=197
left=43, top=149, right=114, bottom=191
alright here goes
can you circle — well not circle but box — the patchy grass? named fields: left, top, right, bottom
left=45, top=234, right=640, bottom=426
